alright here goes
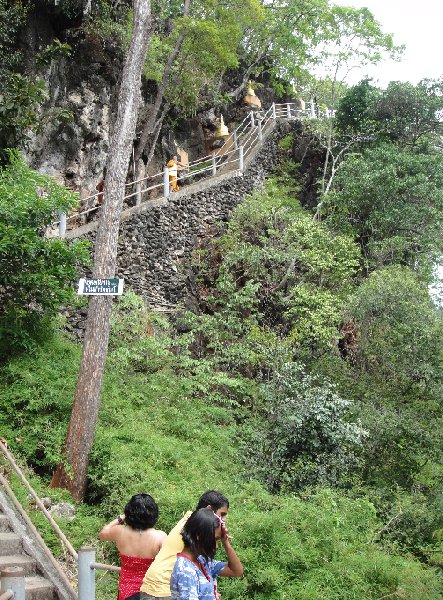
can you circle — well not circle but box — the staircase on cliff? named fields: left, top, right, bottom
left=58, top=102, right=308, bottom=240
left=0, top=489, right=76, bottom=600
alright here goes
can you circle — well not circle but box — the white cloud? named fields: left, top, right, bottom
left=332, top=0, right=443, bottom=86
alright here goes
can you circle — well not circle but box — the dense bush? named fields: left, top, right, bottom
left=0, top=153, right=90, bottom=357
left=323, top=143, right=443, bottom=276
left=240, top=362, right=366, bottom=491
left=187, top=179, right=360, bottom=366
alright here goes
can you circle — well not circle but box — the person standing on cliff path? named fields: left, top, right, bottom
left=166, top=156, right=186, bottom=192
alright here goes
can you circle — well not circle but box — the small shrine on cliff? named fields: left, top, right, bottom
left=243, top=81, right=262, bottom=109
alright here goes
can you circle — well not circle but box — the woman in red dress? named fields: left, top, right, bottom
left=99, top=494, right=167, bottom=600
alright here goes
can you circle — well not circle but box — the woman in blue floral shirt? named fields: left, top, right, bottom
left=170, top=508, right=243, bottom=600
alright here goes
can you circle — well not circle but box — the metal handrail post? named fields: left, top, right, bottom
left=272, top=103, right=276, bottom=119
left=233, top=130, right=238, bottom=149
left=287, top=103, right=291, bottom=119
left=163, top=166, right=170, bottom=198
left=78, top=547, right=96, bottom=600
left=211, top=156, right=216, bottom=175
left=135, top=181, right=142, bottom=206
left=0, top=568, right=25, bottom=600
left=250, top=111, right=255, bottom=128
left=239, top=145, right=244, bottom=172
left=258, top=118, right=263, bottom=142
left=58, top=212, right=67, bottom=238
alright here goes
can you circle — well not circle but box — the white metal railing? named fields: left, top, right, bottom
left=53, top=102, right=311, bottom=237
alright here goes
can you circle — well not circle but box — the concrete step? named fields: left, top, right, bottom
left=0, top=554, right=37, bottom=575
left=0, top=514, right=10, bottom=531
left=25, top=576, right=57, bottom=600
left=0, top=493, right=75, bottom=600
left=0, top=531, right=22, bottom=555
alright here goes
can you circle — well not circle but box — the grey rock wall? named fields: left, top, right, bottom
left=65, top=120, right=304, bottom=336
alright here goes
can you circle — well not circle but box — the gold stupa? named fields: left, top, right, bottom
left=214, top=115, right=229, bottom=139
left=243, top=81, right=261, bottom=108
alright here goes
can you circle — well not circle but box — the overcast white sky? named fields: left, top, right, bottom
left=333, top=0, right=443, bottom=87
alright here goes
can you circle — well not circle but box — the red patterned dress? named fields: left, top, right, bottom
left=118, top=554, right=154, bottom=600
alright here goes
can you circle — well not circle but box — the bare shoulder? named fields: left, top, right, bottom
left=154, top=528, right=167, bottom=541
left=153, top=528, right=167, bottom=549
left=99, top=523, right=124, bottom=542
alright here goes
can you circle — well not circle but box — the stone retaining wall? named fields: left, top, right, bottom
left=66, top=120, right=303, bottom=335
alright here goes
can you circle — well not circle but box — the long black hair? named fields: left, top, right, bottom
left=181, top=508, right=220, bottom=562
left=124, top=493, right=159, bottom=530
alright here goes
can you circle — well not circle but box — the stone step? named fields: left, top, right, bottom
left=0, top=514, right=10, bottom=531
left=25, top=576, right=56, bottom=600
left=0, top=531, right=22, bottom=555
left=0, top=554, right=37, bottom=575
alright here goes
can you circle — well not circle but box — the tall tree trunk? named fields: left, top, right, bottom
left=50, top=0, right=153, bottom=502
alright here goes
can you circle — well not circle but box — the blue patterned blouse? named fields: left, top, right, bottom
left=170, top=554, right=226, bottom=600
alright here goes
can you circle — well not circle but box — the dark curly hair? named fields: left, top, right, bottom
left=124, top=493, right=159, bottom=530
left=181, top=508, right=220, bottom=562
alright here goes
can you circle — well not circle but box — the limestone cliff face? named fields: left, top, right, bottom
left=17, top=4, right=314, bottom=215
left=21, top=4, right=123, bottom=203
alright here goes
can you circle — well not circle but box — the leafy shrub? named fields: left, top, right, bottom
left=0, top=74, right=47, bottom=158
left=188, top=179, right=360, bottom=365
left=324, top=143, right=443, bottom=275
left=85, top=0, right=132, bottom=51
left=240, top=362, right=366, bottom=491
left=0, top=153, right=91, bottom=356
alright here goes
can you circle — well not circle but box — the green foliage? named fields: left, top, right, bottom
left=0, top=73, right=47, bottom=159
left=143, top=33, right=171, bottom=83
left=0, top=3, right=77, bottom=159
left=0, top=153, right=91, bottom=356
left=0, top=0, right=26, bottom=72
left=312, top=265, right=443, bottom=552
left=240, top=362, right=366, bottom=491
left=228, top=486, right=442, bottom=600
left=44, top=0, right=84, bottom=20
left=86, top=0, right=132, bottom=50
left=145, top=0, right=263, bottom=111
left=372, top=79, right=443, bottom=148
left=189, top=179, right=359, bottom=361
left=324, top=143, right=443, bottom=275
left=346, top=266, right=443, bottom=391
left=335, top=78, right=443, bottom=148
left=278, top=134, right=294, bottom=150
left=108, top=291, right=258, bottom=405
left=0, top=335, right=81, bottom=466
left=339, top=267, right=443, bottom=490
left=334, top=78, right=380, bottom=137
left=370, top=485, right=443, bottom=561
left=35, top=39, right=72, bottom=66
left=1, top=334, right=443, bottom=600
